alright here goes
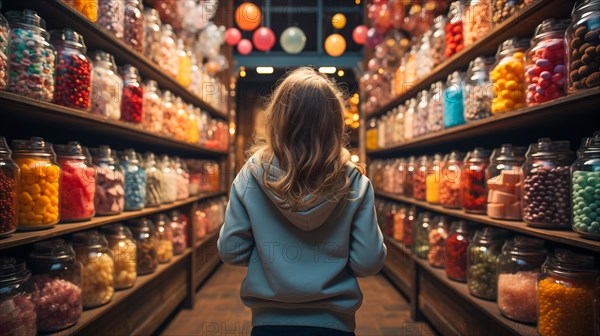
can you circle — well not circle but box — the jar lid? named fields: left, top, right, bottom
left=120, top=64, right=140, bottom=80
left=153, top=213, right=169, bottom=227
left=580, top=131, right=600, bottom=154
left=448, top=1, right=462, bottom=22
left=490, top=144, right=527, bottom=164
left=128, top=217, right=156, bottom=233
left=162, top=90, right=174, bottom=101
left=445, top=150, right=465, bottom=162
left=90, top=50, right=118, bottom=71
left=450, top=220, right=472, bottom=233
left=469, top=56, right=494, bottom=73
left=72, top=230, right=109, bottom=250
left=55, top=141, right=86, bottom=160
left=100, top=223, right=133, bottom=240
left=544, top=248, right=599, bottom=278
left=526, top=138, right=574, bottom=158
left=497, top=37, right=530, bottom=57
left=0, top=257, right=31, bottom=286
left=465, top=147, right=491, bottom=162
left=91, top=145, right=117, bottom=165
left=6, top=9, right=45, bottom=29
left=572, top=0, right=600, bottom=17
left=0, top=136, right=12, bottom=155
left=447, top=71, right=463, bottom=84
left=120, top=148, right=141, bottom=164
left=503, top=236, right=547, bottom=255
left=533, top=19, right=571, bottom=38
left=11, top=137, right=55, bottom=158
left=30, top=239, right=76, bottom=263
left=474, top=227, right=510, bottom=244
left=50, top=28, right=87, bottom=51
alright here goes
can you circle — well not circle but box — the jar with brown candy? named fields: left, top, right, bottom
left=440, top=151, right=464, bottom=209
left=566, top=0, right=600, bottom=92
left=128, top=218, right=158, bottom=275
left=485, top=144, right=526, bottom=220
left=492, top=0, right=534, bottom=25
left=428, top=216, right=449, bottom=268
left=0, top=137, right=19, bottom=237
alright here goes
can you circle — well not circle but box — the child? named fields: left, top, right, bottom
left=218, top=67, right=387, bottom=336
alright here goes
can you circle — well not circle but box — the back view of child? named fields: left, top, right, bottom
left=218, top=67, right=387, bottom=336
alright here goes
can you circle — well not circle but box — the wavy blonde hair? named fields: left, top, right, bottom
left=250, top=67, right=352, bottom=210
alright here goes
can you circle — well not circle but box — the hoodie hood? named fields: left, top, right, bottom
left=248, top=152, right=361, bottom=231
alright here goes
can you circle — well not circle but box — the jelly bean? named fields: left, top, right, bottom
left=492, top=51, right=526, bottom=113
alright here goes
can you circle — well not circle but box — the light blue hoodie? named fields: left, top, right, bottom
left=217, top=153, right=387, bottom=332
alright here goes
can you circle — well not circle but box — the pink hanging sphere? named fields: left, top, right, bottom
left=225, top=28, right=242, bottom=46
left=352, top=25, right=368, bottom=45
left=252, top=27, right=276, bottom=51
left=237, top=38, right=253, bottom=55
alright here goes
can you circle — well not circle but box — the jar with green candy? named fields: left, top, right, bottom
left=571, top=131, right=600, bottom=238
left=0, top=1, right=9, bottom=90
left=467, top=227, right=510, bottom=300
left=413, top=211, right=433, bottom=260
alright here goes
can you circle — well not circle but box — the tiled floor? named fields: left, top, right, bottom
left=160, top=265, right=435, bottom=336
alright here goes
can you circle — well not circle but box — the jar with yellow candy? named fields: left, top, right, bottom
left=72, top=230, right=115, bottom=308
left=187, top=105, right=200, bottom=144
left=176, top=38, right=192, bottom=88
left=174, top=97, right=190, bottom=142
left=538, top=249, right=598, bottom=336
left=491, top=38, right=530, bottom=114
left=62, top=0, right=98, bottom=22
left=100, top=223, right=137, bottom=290
left=11, top=137, right=60, bottom=230
left=426, top=153, right=443, bottom=204
left=154, top=214, right=174, bottom=263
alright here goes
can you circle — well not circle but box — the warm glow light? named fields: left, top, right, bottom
left=337, top=70, right=345, bottom=77
left=378, top=68, right=384, bottom=74
left=229, top=127, right=236, bottom=135
left=240, top=70, right=247, bottom=77
left=256, top=66, right=274, bottom=74
left=355, top=0, right=361, bottom=4
left=345, top=118, right=353, bottom=126
left=318, top=66, right=336, bottom=74
left=352, top=113, right=359, bottom=121
left=351, top=155, right=359, bottom=163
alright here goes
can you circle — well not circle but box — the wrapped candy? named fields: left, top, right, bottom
left=91, top=146, right=125, bottom=215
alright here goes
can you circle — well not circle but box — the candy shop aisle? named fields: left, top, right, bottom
left=158, top=265, right=435, bottom=336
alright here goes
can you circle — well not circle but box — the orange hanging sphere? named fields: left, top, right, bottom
left=235, top=2, right=262, bottom=31
left=324, top=34, right=346, bottom=57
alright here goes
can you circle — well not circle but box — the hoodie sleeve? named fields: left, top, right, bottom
left=218, top=179, right=255, bottom=267
left=348, top=179, right=387, bottom=277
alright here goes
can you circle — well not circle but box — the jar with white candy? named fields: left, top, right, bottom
left=90, top=50, right=122, bottom=120
left=72, top=230, right=115, bottom=309
left=158, top=24, right=178, bottom=77
left=101, top=223, right=137, bottom=290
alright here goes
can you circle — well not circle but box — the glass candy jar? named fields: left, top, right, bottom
left=403, top=99, right=416, bottom=141
left=413, top=212, right=433, bottom=259
left=393, top=205, right=407, bottom=242
left=160, top=155, right=177, bottom=203
left=174, top=157, right=189, bottom=200
left=161, top=90, right=178, bottom=138
left=440, top=151, right=464, bottom=209
left=461, top=148, right=491, bottom=214
left=64, top=0, right=97, bottom=21
left=141, top=80, right=163, bottom=134
left=123, top=0, right=144, bottom=53
left=120, top=65, right=143, bottom=124
left=417, top=31, right=433, bottom=79
left=404, top=156, right=416, bottom=198
left=12, top=137, right=61, bottom=230
left=176, top=38, right=192, bottom=87
left=0, top=257, right=38, bottom=335
left=119, top=149, right=146, bottom=211
left=414, top=90, right=429, bottom=138
left=366, top=119, right=378, bottom=151
left=97, top=0, right=124, bottom=39
left=486, top=144, right=526, bottom=220
left=430, top=15, right=446, bottom=68
left=446, top=220, right=474, bottom=282
left=143, top=152, right=163, bottom=207
left=154, top=214, right=174, bottom=263
left=427, top=81, right=444, bottom=133
left=492, top=0, right=533, bottom=25
left=144, top=8, right=161, bottom=63
left=0, top=1, right=9, bottom=90
left=72, top=230, right=115, bottom=308
left=426, top=154, right=443, bottom=204
left=90, top=50, right=122, bottom=120
left=464, top=57, right=494, bottom=122
left=467, top=227, right=509, bottom=300
left=6, top=10, right=55, bottom=101
left=538, top=249, right=598, bottom=336
left=414, top=155, right=428, bottom=201
left=463, top=0, right=492, bottom=47
left=91, top=146, right=124, bottom=215
left=101, top=223, right=137, bottom=290
left=497, top=236, right=548, bottom=323
left=169, top=210, right=188, bottom=255
left=56, top=142, right=96, bottom=222
left=491, top=38, right=529, bottom=114
left=50, top=29, right=92, bottom=110
left=571, top=131, right=600, bottom=238
left=128, top=218, right=158, bottom=275
left=444, top=1, right=464, bottom=58
left=444, top=71, right=465, bottom=128
left=0, top=137, right=19, bottom=236
left=566, top=0, right=600, bottom=92
left=427, top=216, right=449, bottom=268
left=158, top=24, right=178, bottom=77
left=29, top=239, right=82, bottom=332
left=522, top=138, right=575, bottom=228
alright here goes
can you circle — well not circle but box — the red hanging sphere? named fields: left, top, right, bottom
left=352, top=25, right=368, bottom=45
left=252, top=27, right=276, bottom=51
left=237, top=39, right=253, bottom=55
left=225, top=28, right=242, bottom=46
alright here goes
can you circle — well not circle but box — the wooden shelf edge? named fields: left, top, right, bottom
left=0, top=92, right=228, bottom=156
left=384, top=235, right=413, bottom=256
left=375, top=191, right=600, bottom=252
left=413, top=256, right=538, bottom=336
left=194, top=228, right=221, bottom=249
left=0, top=191, right=227, bottom=250
left=367, top=88, right=600, bottom=154
left=48, top=249, right=192, bottom=336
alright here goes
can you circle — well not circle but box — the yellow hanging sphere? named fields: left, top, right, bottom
left=332, top=13, right=347, bottom=29
left=324, top=34, right=346, bottom=57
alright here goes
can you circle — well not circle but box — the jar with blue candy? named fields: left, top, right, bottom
left=571, top=131, right=600, bottom=238
left=0, top=1, right=9, bottom=90
left=6, top=10, right=55, bottom=101
left=443, top=71, right=466, bottom=128
left=119, top=149, right=146, bottom=211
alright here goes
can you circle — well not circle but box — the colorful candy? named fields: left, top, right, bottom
left=123, top=0, right=144, bottom=54
left=492, top=0, right=533, bottom=24
left=491, top=38, right=529, bottom=113
left=34, top=275, right=82, bottom=332
left=73, top=231, right=115, bottom=308
left=63, top=0, right=98, bottom=21
left=486, top=145, right=525, bottom=220
left=120, top=65, right=143, bottom=123
left=445, top=222, right=471, bottom=282
left=142, top=80, right=163, bottom=134
left=92, top=146, right=124, bottom=215
left=440, top=152, right=463, bottom=209
left=463, top=0, right=492, bottom=47
left=443, top=71, right=465, bottom=128
left=97, top=0, right=124, bottom=39
left=57, top=150, right=96, bottom=222
left=0, top=10, right=8, bottom=90
left=497, top=271, right=538, bottom=323
left=119, top=149, right=146, bottom=211
left=0, top=292, right=37, bottom=335
left=572, top=171, right=600, bottom=235
left=444, top=1, right=464, bottom=58
left=427, top=219, right=448, bottom=268
left=464, top=57, right=494, bottom=122
left=461, top=148, right=490, bottom=214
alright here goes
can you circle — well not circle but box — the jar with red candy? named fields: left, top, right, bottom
left=385, top=203, right=398, bottom=237
left=50, top=29, right=92, bottom=110
left=123, top=0, right=144, bottom=54
left=525, top=19, right=570, bottom=106
left=142, top=80, right=163, bottom=134
left=29, top=239, right=82, bottom=333
left=461, top=147, right=491, bottom=213
left=0, top=257, right=38, bottom=335
left=440, top=151, right=464, bottom=209
left=120, top=65, right=143, bottom=124
left=446, top=220, right=474, bottom=282
left=413, top=155, right=428, bottom=201
left=522, top=138, right=575, bottom=229
left=403, top=205, right=416, bottom=247
left=56, top=142, right=96, bottom=222
left=0, top=1, right=9, bottom=90
left=0, top=137, right=19, bottom=237
left=169, top=210, right=188, bottom=255
left=444, top=1, right=464, bottom=58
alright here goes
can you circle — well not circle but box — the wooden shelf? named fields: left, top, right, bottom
left=366, top=0, right=573, bottom=119
left=413, top=257, right=538, bottom=336
left=375, top=191, right=600, bottom=252
left=0, top=191, right=226, bottom=250
left=47, top=248, right=192, bottom=336
left=194, top=228, right=221, bottom=249
left=1, top=0, right=227, bottom=120
left=367, top=88, right=600, bottom=155
left=0, top=92, right=227, bottom=156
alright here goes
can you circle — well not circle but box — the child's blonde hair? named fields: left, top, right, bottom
left=251, top=67, right=351, bottom=210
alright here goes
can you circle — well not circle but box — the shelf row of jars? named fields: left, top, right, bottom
left=0, top=209, right=194, bottom=334
left=190, top=196, right=227, bottom=241
left=0, top=136, right=223, bottom=236
left=375, top=198, right=599, bottom=335
left=368, top=131, right=600, bottom=239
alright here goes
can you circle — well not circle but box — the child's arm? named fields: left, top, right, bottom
left=217, top=182, right=254, bottom=266
left=348, top=181, right=387, bottom=277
